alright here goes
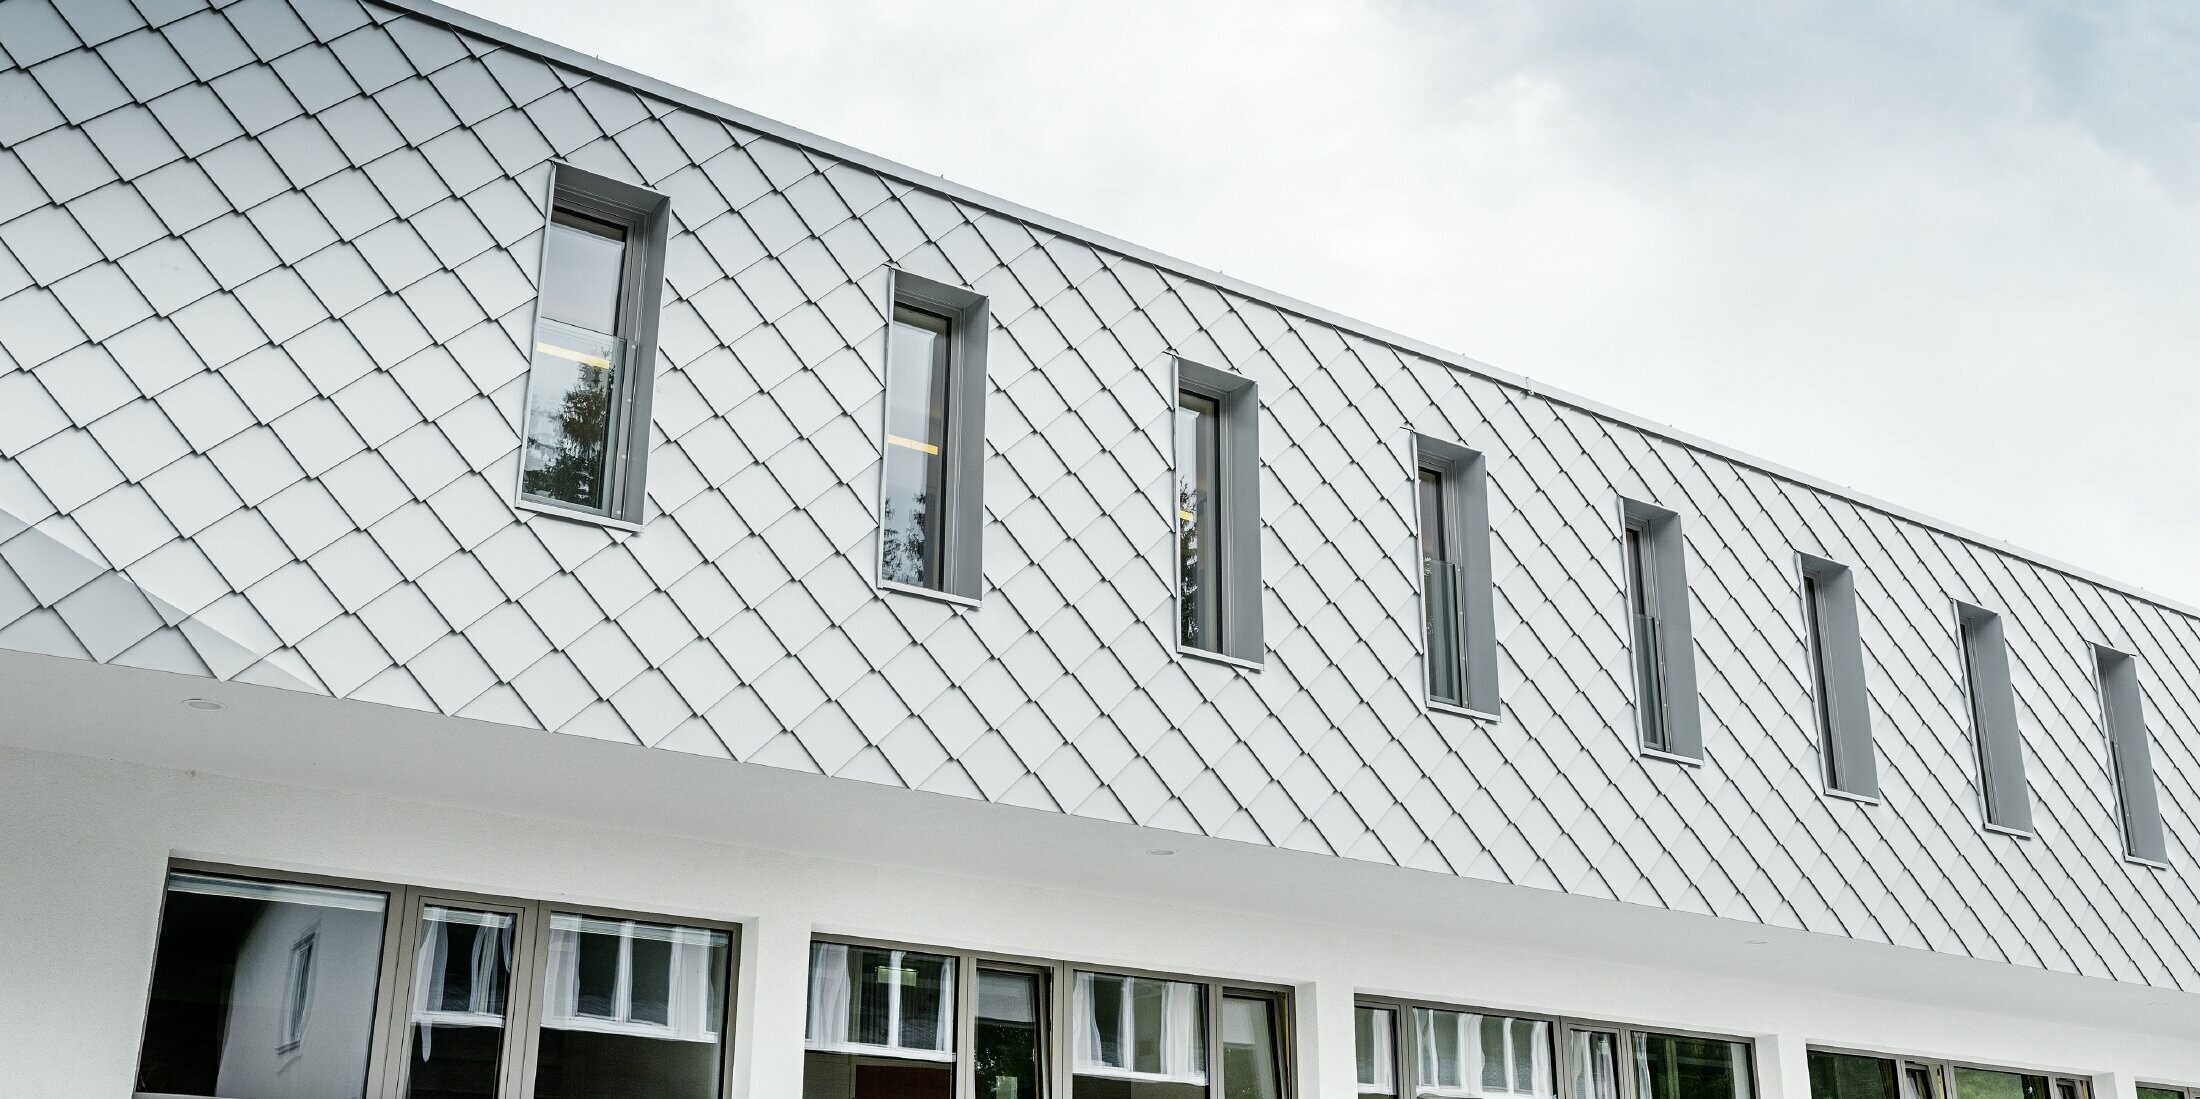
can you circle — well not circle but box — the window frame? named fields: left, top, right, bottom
left=1953, top=600, right=2033, bottom=837
left=1411, top=436, right=1498, bottom=720
left=2090, top=642, right=2170, bottom=868
left=805, top=934, right=1293, bottom=1099
left=1795, top=553, right=1877, bottom=802
left=1805, top=1045, right=2094, bottom=1099
left=513, top=161, right=672, bottom=531
left=875, top=267, right=992, bottom=606
left=1354, top=995, right=1757, bottom=1099
left=137, top=860, right=740, bottom=1099
left=1172, top=358, right=1264, bottom=669
left=1617, top=498, right=1702, bottom=763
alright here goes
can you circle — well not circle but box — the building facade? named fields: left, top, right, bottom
left=2, top=0, right=2198, bottom=1097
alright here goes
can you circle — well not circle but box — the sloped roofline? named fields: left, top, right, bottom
left=384, top=0, right=2200, bottom=623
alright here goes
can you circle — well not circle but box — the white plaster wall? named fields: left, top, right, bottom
left=1, top=743, right=2193, bottom=1099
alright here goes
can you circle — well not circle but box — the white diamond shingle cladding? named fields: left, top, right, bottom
left=3, top=0, right=2199, bottom=990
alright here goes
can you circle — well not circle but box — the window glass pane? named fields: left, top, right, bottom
left=1414, top=1008, right=1552, bottom=1099
left=535, top=914, right=730, bottom=1099
left=405, top=905, right=515, bottom=1099
left=1418, top=470, right=1447, bottom=560
left=1223, top=995, right=1283, bottom=1099
left=136, top=871, right=389, bottom=1099
left=521, top=319, right=628, bottom=513
left=1807, top=1051, right=1898, bottom=1099
left=1569, top=1031, right=1622, bottom=1099
left=1073, top=972, right=1206, bottom=1099
left=1357, top=1006, right=1397, bottom=1098
left=805, top=943, right=956, bottom=1058
left=1176, top=393, right=1221, bottom=651
left=1633, top=1032, right=1752, bottom=1099
left=976, top=969, right=1046, bottom=1099
left=881, top=306, right=953, bottom=590
left=2138, top=1089, right=2183, bottom=1099
left=540, top=209, right=626, bottom=335
left=1951, top=1070, right=2051, bottom=1099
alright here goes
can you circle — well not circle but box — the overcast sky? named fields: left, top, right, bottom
left=451, top=0, right=2200, bottom=606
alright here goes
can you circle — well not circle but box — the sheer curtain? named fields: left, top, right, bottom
left=1414, top=1010, right=1553, bottom=1099
left=1072, top=972, right=1208, bottom=1084
left=1358, top=1008, right=1397, bottom=1094
left=805, top=943, right=855, bottom=1047
left=803, top=943, right=953, bottom=1059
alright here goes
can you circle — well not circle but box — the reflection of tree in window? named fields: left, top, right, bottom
left=1176, top=394, right=1220, bottom=651
left=881, top=306, right=952, bottom=589
left=522, top=208, right=630, bottom=515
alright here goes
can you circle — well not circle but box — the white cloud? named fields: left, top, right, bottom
left=451, top=0, right=2200, bottom=603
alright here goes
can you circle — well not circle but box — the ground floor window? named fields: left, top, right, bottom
left=802, top=941, right=1288, bottom=1099
left=134, top=866, right=734, bottom=1099
left=1358, top=998, right=1752, bottom=1099
left=1808, top=1049, right=2092, bottom=1099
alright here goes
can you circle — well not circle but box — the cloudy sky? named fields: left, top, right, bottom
left=451, top=0, right=2200, bottom=606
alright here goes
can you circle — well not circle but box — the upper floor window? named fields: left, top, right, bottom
left=877, top=270, right=990, bottom=603
left=518, top=164, right=671, bottom=528
left=2094, top=644, right=2168, bottom=864
left=1619, top=499, right=1701, bottom=760
left=1798, top=555, right=1875, bottom=799
left=1955, top=602, right=2030, bottom=834
left=1175, top=360, right=1263, bottom=667
left=1414, top=438, right=1497, bottom=716
left=135, top=866, right=733, bottom=1099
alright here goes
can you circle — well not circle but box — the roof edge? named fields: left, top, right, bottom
left=381, top=0, right=2200, bottom=623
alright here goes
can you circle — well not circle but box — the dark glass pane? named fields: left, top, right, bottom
left=539, top=209, right=626, bottom=334
left=1951, top=1069, right=2050, bottom=1099
left=1176, top=393, right=1221, bottom=651
left=406, top=906, right=514, bottom=1099
left=1415, top=1008, right=1550, bottom=1099
left=136, top=872, right=388, bottom=1099
left=1076, top=972, right=1204, bottom=1099
left=976, top=969, right=1045, bottom=1099
left=534, top=915, right=730, bottom=1099
left=805, top=942, right=956, bottom=1058
left=1222, top=996, right=1282, bottom=1099
left=520, top=320, right=626, bottom=513
left=1808, top=1051, right=1898, bottom=1099
left=801, top=1051, right=953, bottom=1099
left=881, top=306, right=953, bottom=589
left=2138, top=1089, right=2183, bottom=1099
left=1634, top=1031, right=1752, bottom=1099
left=1418, top=470, right=1447, bottom=560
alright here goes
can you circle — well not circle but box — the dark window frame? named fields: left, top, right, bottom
left=514, top=161, right=672, bottom=530
left=134, top=860, right=739, bottom=1099
left=1173, top=358, right=1263, bottom=669
left=1618, top=498, right=1701, bottom=762
left=876, top=267, right=991, bottom=605
left=1412, top=437, right=1498, bottom=718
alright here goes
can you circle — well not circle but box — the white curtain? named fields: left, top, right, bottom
left=1359, top=1008, right=1397, bottom=1094
left=1072, top=972, right=1208, bottom=1084
left=805, top=943, right=854, bottom=1047
left=1414, top=1010, right=1553, bottom=1099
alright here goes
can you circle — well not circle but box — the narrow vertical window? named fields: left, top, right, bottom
left=976, top=967, right=1048, bottom=1099
left=1798, top=556, right=1876, bottom=798
left=877, top=270, right=990, bottom=601
left=2095, top=645, right=2168, bottom=864
left=1220, top=993, right=1285, bottom=1099
left=1173, top=360, right=1262, bottom=666
left=1415, top=438, right=1497, bottom=714
left=1357, top=1006, right=1398, bottom=1099
left=1620, top=499, right=1700, bottom=759
left=1177, top=391, right=1223, bottom=652
left=1956, top=603, right=2031, bottom=833
left=518, top=165, right=670, bottom=526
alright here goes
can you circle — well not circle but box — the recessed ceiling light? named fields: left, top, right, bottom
left=183, top=698, right=224, bottom=711
left=1147, top=849, right=1176, bottom=856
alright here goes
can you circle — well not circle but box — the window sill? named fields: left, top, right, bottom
left=1639, top=747, right=1704, bottom=768
left=1178, top=645, right=1264, bottom=673
left=2126, top=854, right=2171, bottom=871
left=878, top=579, right=982, bottom=610
left=515, top=496, right=644, bottom=533
left=1822, top=787, right=1881, bottom=806
left=1982, top=822, right=2035, bottom=840
left=1428, top=700, right=1500, bottom=723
